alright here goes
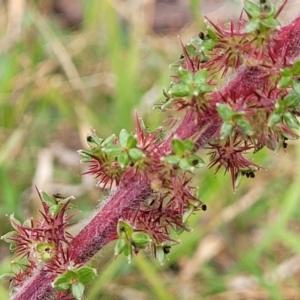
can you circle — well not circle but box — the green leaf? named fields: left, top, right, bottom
left=132, top=232, right=152, bottom=249
left=169, top=59, right=182, bottom=68
left=1, top=231, right=16, bottom=243
left=41, top=192, right=56, bottom=206
left=129, top=148, right=144, bottom=161
left=182, top=206, right=194, bottom=223
left=178, top=68, right=193, bottom=84
left=236, top=119, right=253, bottom=135
left=71, top=282, right=85, bottom=300
left=163, top=155, right=181, bottom=165
left=102, top=134, right=116, bottom=147
left=126, top=135, right=137, bottom=148
left=78, top=150, right=92, bottom=163
left=283, top=112, right=300, bottom=129
left=53, top=271, right=78, bottom=291
left=217, top=103, right=233, bottom=121
left=119, top=129, right=130, bottom=147
left=0, top=273, right=14, bottom=282
left=10, top=261, right=23, bottom=273
left=104, top=145, right=122, bottom=156
left=283, top=93, right=300, bottom=108
left=179, top=158, right=194, bottom=171
left=244, top=18, right=260, bottom=33
left=9, top=214, right=21, bottom=231
left=194, top=69, right=208, bottom=84
left=171, top=139, right=185, bottom=155
left=207, top=28, right=216, bottom=39
left=185, top=44, right=196, bottom=56
left=278, top=76, right=292, bottom=88
left=292, top=61, right=300, bottom=74
left=260, top=17, right=280, bottom=29
left=292, top=80, right=300, bottom=94
left=281, top=68, right=291, bottom=77
left=199, top=83, right=214, bottom=93
left=77, top=267, right=97, bottom=285
left=49, top=204, right=61, bottom=215
left=202, top=39, right=216, bottom=51
left=189, top=155, right=205, bottom=168
left=123, top=244, right=133, bottom=263
left=86, top=134, right=102, bottom=147
left=268, top=112, right=282, bottom=127
left=170, top=83, right=189, bottom=97
left=182, top=139, right=194, bottom=151
left=117, top=152, right=129, bottom=168
left=244, top=0, right=260, bottom=18
left=219, top=122, right=234, bottom=139
left=155, top=246, right=167, bottom=265
left=117, top=220, right=133, bottom=238
left=234, top=171, right=242, bottom=190
left=114, top=239, right=127, bottom=255
left=36, top=241, right=55, bottom=262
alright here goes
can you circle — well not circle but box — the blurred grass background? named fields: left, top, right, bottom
left=0, top=0, right=300, bottom=299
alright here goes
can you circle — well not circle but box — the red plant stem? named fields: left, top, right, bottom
left=11, top=181, right=152, bottom=300
left=11, top=14, right=300, bottom=300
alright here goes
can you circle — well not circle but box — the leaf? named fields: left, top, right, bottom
left=170, top=83, right=189, bottom=97
left=199, top=83, right=214, bottom=93
left=104, top=145, right=122, bottom=156
left=102, top=134, right=116, bottom=147
left=132, top=232, right=152, bottom=249
left=202, top=39, right=216, bottom=51
left=178, top=68, right=193, bottom=84
left=49, top=204, right=61, bottom=215
left=0, top=273, right=14, bottom=282
left=126, top=135, right=137, bottom=148
left=236, top=118, right=253, bottom=135
left=260, top=17, right=280, bottom=29
left=114, top=239, right=126, bottom=255
left=119, top=129, right=130, bottom=148
left=41, top=192, right=56, bottom=206
left=283, top=93, right=299, bottom=108
left=117, top=220, right=133, bottom=238
left=171, top=139, right=185, bottom=155
left=129, top=148, right=144, bottom=161
left=207, top=28, right=216, bottom=39
left=244, top=18, right=260, bottom=33
left=182, top=206, right=194, bottom=223
left=268, top=112, right=282, bottom=127
left=77, top=267, right=97, bottom=285
left=71, top=282, right=85, bottom=300
left=86, top=134, right=102, bottom=147
left=292, top=61, right=300, bottom=74
left=219, top=122, right=234, bottom=139
left=1, top=231, right=16, bottom=243
left=217, top=103, right=233, bottom=121
left=123, top=244, right=133, bottom=263
left=163, top=155, right=180, bottom=165
left=244, top=0, right=260, bottom=18
left=189, top=155, right=205, bottom=168
left=155, top=246, right=166, bottom=265
left=283, top=112, right=300, bottom=129
left=9, top=214, right=21, bottom=231
left=53, top=271, right=77, bottom=291
left=292, top=80, right=300, bottom=94
left=194, top=69, right=208, bottom=84
left=182, top=139, right=194, bottom=151
left=179, top=158, right=193, bottom=171
left=117, top=152, right=129, bottom=168
left=278, top=76, right=292, bottom=88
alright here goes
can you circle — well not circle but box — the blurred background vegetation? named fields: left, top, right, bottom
left=0, top=0, right=300, bottom=299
